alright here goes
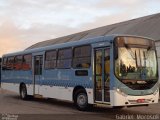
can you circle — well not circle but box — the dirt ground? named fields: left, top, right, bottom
left=0, top=88, right=159, bottom=120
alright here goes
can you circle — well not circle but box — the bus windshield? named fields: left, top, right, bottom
left=115, top=37, right=158, bottom=90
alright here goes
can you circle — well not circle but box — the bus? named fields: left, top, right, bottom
left=1, top=35, right=159, bottom=110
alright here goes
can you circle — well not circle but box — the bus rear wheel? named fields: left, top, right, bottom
left=75, top=91, right=89, bottom=111
left=20, top=84, right=28, bottom=100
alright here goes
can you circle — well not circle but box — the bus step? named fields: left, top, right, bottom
left=95, top=103, right=111, bottom=108
left=34, top=94, right=43, bottom=98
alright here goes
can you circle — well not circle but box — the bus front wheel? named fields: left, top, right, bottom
left=20, top=84, right=28, bottom=100
left=75, top=91, right=89, bottom=111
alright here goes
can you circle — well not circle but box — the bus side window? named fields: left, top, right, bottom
left=73, top=45, right=91, bottom=69
left=23, top=54, right=32, bottom=70
left=45, top=50, right=57, bottom=69
left=7, top=56, right=15, bottom=70
left=14, top=55, right=23, bottom=70
left=57, top=48, right=72, bottom=69
left=2, top=57, right=7, bottom=70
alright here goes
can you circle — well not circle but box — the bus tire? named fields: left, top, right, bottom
left=74, top=90, right=89, bottom=111
left=20, top=84, right=28, bottom=100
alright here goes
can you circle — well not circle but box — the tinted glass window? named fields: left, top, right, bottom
left=73, top=45, right=91, bottom=68
left=57, top=59, right=72, bottom=68
left=34, top=56, right=43, bottom=75
left=7, top=56, right=15, bottom=70
left=46, top=50, right=57, bottom=60
left=45, top=50, right=57, bottom=69
left=74, top=45, right=91, bottom=58
left=58, top=48, right=72, bottom=59
left=2, top=57, right=7, bottom=70
left=15, top=55, right=23, bottom=70
left=23, top=54, right=32, bottom=70
left=57, top=48, right=72, bottom=68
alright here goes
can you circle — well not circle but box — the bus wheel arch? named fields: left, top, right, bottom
left=73, top=86, right=89, bottom=111
left=19, top=83, right=28, bottom=100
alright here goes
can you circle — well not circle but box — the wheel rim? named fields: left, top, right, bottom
left=77, top=94, right=87, bottom=107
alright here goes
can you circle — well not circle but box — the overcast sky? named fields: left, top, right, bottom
left=0, top=0, right=160, bottom=57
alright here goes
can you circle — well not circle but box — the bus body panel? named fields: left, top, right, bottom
left=110, top=89, right=159, bottom=106
left=1, top=35, right=159, bottom=108
left=1, top=82, right=94, bottom=103
left=1, top=83, right=19, bottom=93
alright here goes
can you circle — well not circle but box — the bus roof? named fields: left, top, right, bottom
left=2, top=35, right=111, bottom=57
left=2, top=34, right=154, bottom=58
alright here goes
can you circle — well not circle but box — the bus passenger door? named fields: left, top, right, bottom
left=33, top=55, right=43, bottom=95
left=94, top=48, right=110, bottom=103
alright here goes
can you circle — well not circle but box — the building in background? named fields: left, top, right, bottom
left=27, top=13, right=160, bottom=83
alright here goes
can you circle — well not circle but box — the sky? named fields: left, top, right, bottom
left=0, top=0, right=160, bottom=57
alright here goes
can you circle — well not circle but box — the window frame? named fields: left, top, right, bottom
left=45, top=50, right=57, bottom=69
left=14, top=55, right=23, bottom=70
left=57, top=47, right=73, bottom=69
left=2, top=57, right=8, bottom=70
left=6, top=56, right=15, bottom=70
left=23, top=54, right=32, bottom=71
left=72, top=45, right=91, bottom=69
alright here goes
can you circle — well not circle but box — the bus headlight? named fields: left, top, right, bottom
left=153, top=89, right=159, bottom=95
left=115, top=88, right=127, bottom=97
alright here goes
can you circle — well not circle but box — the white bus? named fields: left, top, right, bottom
left=1, top=35, right=159, bottom=110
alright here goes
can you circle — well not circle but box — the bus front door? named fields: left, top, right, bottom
left=33, top=55, right=43, bottom=95
left=94, top=48, right=110, bottom=103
